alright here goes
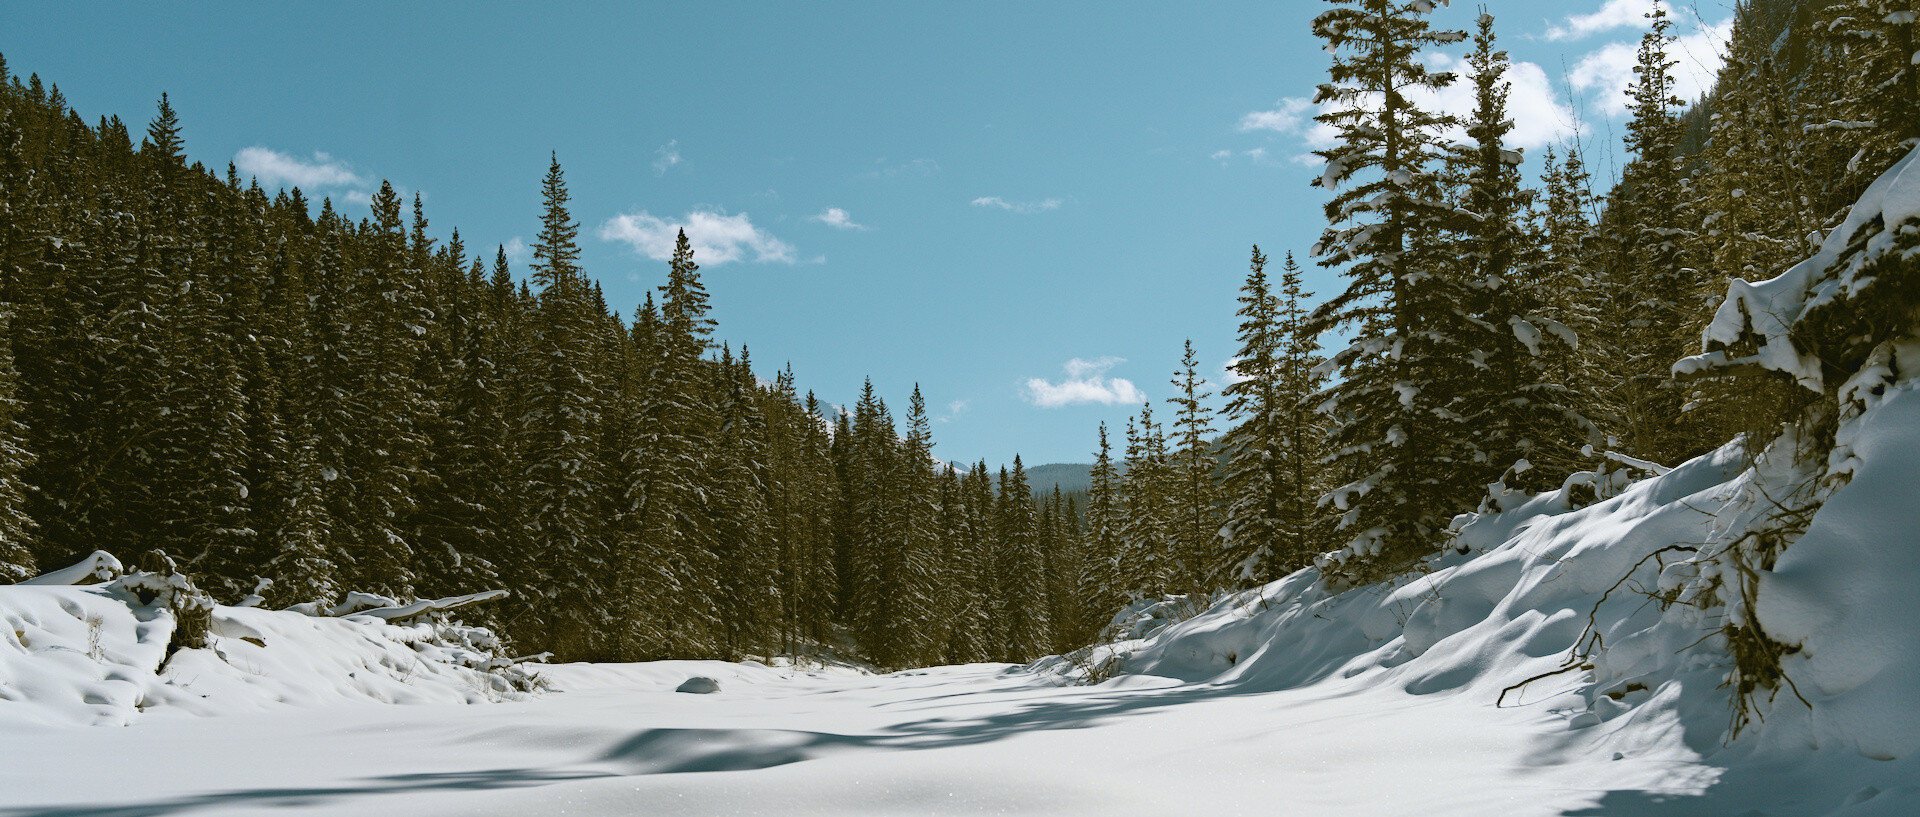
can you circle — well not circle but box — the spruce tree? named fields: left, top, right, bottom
left=1166, top=339, right=1221, bottom=593
left=1306, top=0, right=1469, bottom=583
left=1222, top=249, right=1328, bottom=584
left=995, top=456, right=1047, bottom=661
left=523, top=156, right=612, bottom=657
left=1449, top=11, right=1592, bottom=493
left=0, top=307, right=34, bottom=582
left=1081, top=423, right=1126, bottom=625
left=1596, top=1, right=1702, bottom=464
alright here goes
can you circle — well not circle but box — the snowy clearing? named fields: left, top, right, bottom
left=0, top=659, right=1725, bottom=817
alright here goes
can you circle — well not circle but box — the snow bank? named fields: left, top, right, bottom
left=1040, top=149, right=1920, bottom=813
left=0, top=581, right=535, bottom=728
left=1678, top=145, right=1920, bottom=389
left=1044, top=381, right=1920, bottom=813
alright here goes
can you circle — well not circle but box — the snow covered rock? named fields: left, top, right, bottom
left=675, top=676, right=721, bottom=694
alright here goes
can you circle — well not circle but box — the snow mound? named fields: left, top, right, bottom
left=1049, top=137, right=1920, bottom=817
left=1679, top=145, right=1920, bottom=389
left=0, top=582, right=535, bottom=728
left=1045, top=382, right=1920, bottom=813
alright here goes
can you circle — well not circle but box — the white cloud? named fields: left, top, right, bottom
left=812, top=207, right=866, bottom=230
left=1249, top=54, right=1584, bottom=163
left=652, top=140, right=682, bottom=175
left=234, top=147, right=367, bottom=190
left=502, top=236, right=530, bottom=264
left=936, top=399, right=969, bottom=424
left=1568, top=15, right=1732, bottom=113
left=1221, top=357, right=1253, bottom=386
left=1544, top=0, right=1658, bottom=41
left=598, top=209, right=796, bottom=265
left=972, top=196, right=1063, bottom=214
left=1238, top=98, right=1314, bottom=133
left=1024, top=357, right=1146, bottom=408
left=1422, top=52, right=1584, bottom=150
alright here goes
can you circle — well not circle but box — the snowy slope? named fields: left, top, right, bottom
left=1046, top=395, right=1917, bottom=815
left=0, top=582, right=532, bottom=729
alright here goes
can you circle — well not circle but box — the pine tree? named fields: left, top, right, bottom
left=0, top=307, right=35, bottom=582
left=1449, top=11, right=1592, bottom=493
left=1595, top=0, right=1704, bottom=464
left=0, top=107, right=36, bottom=582
left=1166, top=339, right=1221, bottom=593
left=1222, top=249, right=1329, bottom=584
left=1117, top=407, right=1175, bottom=595
left=708, top=346, right=778, bottom=658
left=881, top=385, right=942, bottom=665
left=995, top=456, right=1047, bottom=661
left=1081, top=423, right=1126, bottom=626
left=522, top=157, right=612, bottom=657
left=345, top=181, right=434, bottom=598
left=1306, top=0, right=1470, bottom=583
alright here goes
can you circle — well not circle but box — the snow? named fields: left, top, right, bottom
left=0, top=583, right=532, bottom=729
left=17, top=549, right=122, bottom=586
left=1680, top=145, right=1920, bottom=390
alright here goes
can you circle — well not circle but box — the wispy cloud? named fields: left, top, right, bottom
left=1544, top=0, right=1659, bottom=41
left=972, top=196, right=1063, bottom=214
left=652, top=140, right=682, bottom=175
left=811, top=207, right=866, bottom=230
left=234, top=147, right=367, bottom=190
left=598, top=209, right=796, bottom=265
left=1568, top=15, right=1733, bottom=113
left=501, top=236, right=530, bottom=264
left=1238, top=98, right=1315, bottom=134
left=1220, top=357, right=1253, bottom=386
left=1024, top=357, right=1145, bottom=408
left=936, top=399, right=969, bottom=424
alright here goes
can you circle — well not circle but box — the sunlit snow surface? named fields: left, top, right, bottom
left=0, top=657, right=1713, bottom=816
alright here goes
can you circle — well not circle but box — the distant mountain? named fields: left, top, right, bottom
left=1025, top=463, right=1094, bottom=495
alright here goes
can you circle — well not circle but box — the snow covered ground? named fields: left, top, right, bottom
left=0, top=657, right=1733, bottom=816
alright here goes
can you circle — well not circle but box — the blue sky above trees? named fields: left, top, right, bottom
left=1, top=0, right=1731, bottom=465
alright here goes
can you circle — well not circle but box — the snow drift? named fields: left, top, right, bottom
left=1045, top=145, right=1920, bottom=816
left=0, top=575, right=536, bottom=728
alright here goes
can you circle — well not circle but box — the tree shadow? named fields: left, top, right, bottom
left=0, top=677, right=1254, bottom=817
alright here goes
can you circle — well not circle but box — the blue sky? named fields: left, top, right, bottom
left=2, top=0, right=1732, bottom=466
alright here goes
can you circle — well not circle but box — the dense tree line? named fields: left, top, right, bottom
left=1087, top=0, right=1916, bottom=595
left=0, top=56, right=1116, bottom=665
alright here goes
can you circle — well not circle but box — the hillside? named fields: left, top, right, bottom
left=1023, top=463, right=1095, bottom=495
